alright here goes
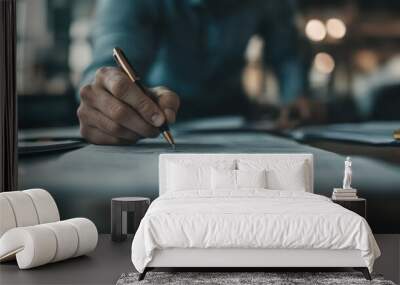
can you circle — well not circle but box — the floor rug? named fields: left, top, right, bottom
left=117, top=271, right=396, bottom=285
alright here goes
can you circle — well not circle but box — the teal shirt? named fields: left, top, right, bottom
left=81, top=0, right=307, bottom=119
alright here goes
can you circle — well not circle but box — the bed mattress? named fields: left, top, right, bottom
left=131, top=190, right=380, bottom=273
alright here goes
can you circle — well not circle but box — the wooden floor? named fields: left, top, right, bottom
left=1, top=234, right=398, bottom=284
left=0, top=235, right=133, bottom=285
left=374, top=234, right=400, bottom=284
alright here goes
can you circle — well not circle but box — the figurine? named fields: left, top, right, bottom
left=343, top=157, right=352, bottom=189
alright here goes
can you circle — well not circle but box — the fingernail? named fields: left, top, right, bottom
left=151, top=113, right=164, bottom=127
left=164, top=108, right=176, bottom=123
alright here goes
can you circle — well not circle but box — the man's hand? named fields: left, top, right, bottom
left=277, top=97, right=327, bottom=129
left=77, top=67, right=180, bottom=145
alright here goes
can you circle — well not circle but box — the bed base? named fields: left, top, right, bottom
left=138, top=267, right=371, bottom=281
left=139, top=248, right=372, bottom=281
left=354, top=267, right=372, bottom=280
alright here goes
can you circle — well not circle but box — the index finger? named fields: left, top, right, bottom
left=150, top=87, right=180, bottom=123
left=95, top=67, right=165, bottom=127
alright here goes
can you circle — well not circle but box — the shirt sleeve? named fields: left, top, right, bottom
left=260, top=0, right=309, bottom=104
left=78, top=0, right=162, bottom=93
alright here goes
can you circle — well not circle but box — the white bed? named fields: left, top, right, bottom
left=131, top=154, right=380, bottom=280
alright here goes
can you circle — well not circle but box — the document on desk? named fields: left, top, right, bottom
left=292, top=123, right=400, bottom=146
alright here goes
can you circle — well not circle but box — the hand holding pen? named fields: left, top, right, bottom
left=77, top=48, right=179, bottom=146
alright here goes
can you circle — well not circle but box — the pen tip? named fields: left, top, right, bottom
left=162, top=131, right=176, bottom=149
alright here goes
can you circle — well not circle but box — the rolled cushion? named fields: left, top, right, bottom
left=66, top=218, right=98, bottom=257
left=0, top=225, right=57, bottom=269
left=42, top=221, right=79, bottom=262
left=1, top=191, right=39, bottom=227
left=0, top=196, right=17, bottom=237
left=23, top=189, right=59, bottom=224
left=0, top=189, right=60, bottom=239
left=0, top=218, right=98, bottom=269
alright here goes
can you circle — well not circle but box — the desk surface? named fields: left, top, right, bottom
left=0, top=235, right=132, bottom=285
left=292, top=121, right=400, bottom=146
left=291, top=122, right=400, bottom=164
left=18, top=126, right=400, bottom=233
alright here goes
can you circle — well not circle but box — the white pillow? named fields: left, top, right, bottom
left=211, top=169, right=236, bottom=190
left=167, top=160, right=236, bottom=192
left=236, top=169, right=267, bottom=189
left=167, top=163, right=210, bottom=191
left=211, top=169, right=267, bottom=190
left=238, top=159, right=308, bottom=191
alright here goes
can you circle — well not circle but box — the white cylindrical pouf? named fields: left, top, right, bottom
left=0, top=196, right=17, bottom=237
left=0, top=226, right=57, bottom=269
left=1, top=192, right=39, bottom=227
left=42, top=221, right=79, bottom=262
left=23, top=189, right=60, bottom=224
left=0, top=219, right=98, bottom=269
left=66, top=218, right=98, bottom=257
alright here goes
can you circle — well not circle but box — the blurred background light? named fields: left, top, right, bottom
left=305, top=19, right=326, bottom=41
left=314, top=52, right=335, bottom=74
left=326, top=18, right=346, bottom=39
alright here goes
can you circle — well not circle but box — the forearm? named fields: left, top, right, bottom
left=80, top=33, right=137, bottom=87
left=78, top=0, right=160, bottom=98
left=261, top=0, right=309, bottom=104
left=277, top=59, right=308, bottom=104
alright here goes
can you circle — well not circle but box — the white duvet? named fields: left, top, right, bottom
left=131, top=190, right=380, bottom=273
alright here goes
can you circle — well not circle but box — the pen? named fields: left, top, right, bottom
left=112, top=47, right=175, bottom=148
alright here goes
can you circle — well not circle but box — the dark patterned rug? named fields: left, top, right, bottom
left=116, top=272, right=396, bottom=285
